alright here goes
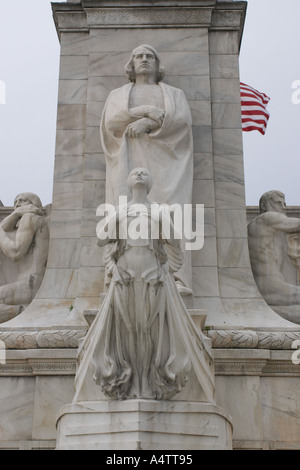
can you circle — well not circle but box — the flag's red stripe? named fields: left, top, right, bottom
left=241, top=110, right=270, bottom=119
left=240, top=82, right=270, bottom=134
left=241, top=101, right=270, bottom=112
left=240, top=83, right=270, bottom=104
left=242, top=126, right=266, bottom=135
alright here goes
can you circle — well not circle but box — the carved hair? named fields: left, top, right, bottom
left=124, top=44, right=166, bottom=83
left=14, top=192, right=46, bottom=215
left=127, top=168, right=153, bottom=194
left=259, top=190, right=285, bottom=214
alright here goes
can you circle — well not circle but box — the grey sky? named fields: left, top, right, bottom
left=0, top=0, right=299, bottom=207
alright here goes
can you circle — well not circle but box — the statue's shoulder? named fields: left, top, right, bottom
left=160, top=82, right=183, bottom=94
left=160, top=82, right=187, bottom=102
left=249, top=211, right=287, bottom=231
left=108, top=83, right=132, bottom=98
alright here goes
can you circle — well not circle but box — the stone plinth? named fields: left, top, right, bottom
left=56, top=400, right=233, bottom=450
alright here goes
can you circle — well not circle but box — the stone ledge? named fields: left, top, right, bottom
left=0, top=440, right=56, bottom=450
left=233, top=440, right=300, bottom=451
left=56, top=399, right=233, bottom=450
left=214, top=348, right=300, bottom=376
left=0, top=328, right=87, bottom=350
left=207, top=328, right=300, bottom=350
left=0, top=349, right=77, bottom=376
left=52, top=0, right=246, bottom=33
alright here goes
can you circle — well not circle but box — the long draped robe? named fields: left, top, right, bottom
left=100, top=82, right=193, bottom=207
left=100, top=82, right=194, bottom=288
left=93, top=205, right=189, bottom=399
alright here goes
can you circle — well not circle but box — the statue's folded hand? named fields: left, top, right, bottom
left=14, top=204, right=42, bottom=217
left=143, top=106, right=165, bottom=125
left=129, top=106, right=165, bottom=126
left=126, top=118, right=159, bottom=138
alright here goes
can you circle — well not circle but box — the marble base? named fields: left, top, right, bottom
left=56, top=400, right=233, bottom=450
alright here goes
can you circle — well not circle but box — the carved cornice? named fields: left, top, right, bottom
left=85, top=7, right=213, bottom=27
left=0, top=360, right=76, bottom=377
left=0, top=328, right=87, bottom=350
left=214, top=359, right=300, bottom=376
left=207, top=329, right=300, bottom=350
left=52, top=1, right=246, bottom=33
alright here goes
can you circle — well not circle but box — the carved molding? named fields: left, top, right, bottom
left=211, top=10, right=243, bottom=28
left=0, top=360, right=76, bottom=377
left=0, top=329, right=87, bottom=350
left=1, top=327, right=299, bottom=351
left=214, top=359, right=300, bottom=376
left=52, top=2, right=246, bottom=32
left=55, top=12, right=88, bottom=31
left=85, top=8, right=212, bottom=27
left=215, top=360, right=268, bottom=375
left=207, top=329, right=300, bottom=350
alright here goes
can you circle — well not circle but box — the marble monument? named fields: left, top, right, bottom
left=1, top=0, right=300, bottom=451
left=56, top=168, right=231, bottom=450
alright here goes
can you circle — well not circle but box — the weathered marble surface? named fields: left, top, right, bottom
left=0, top=194, right=50, bottom=323
left=0, top=348, right=77, bottom=449
left=100, top=44, right=194, bottom=294
left=56, top=400, right=233, bottom=450
left=74, top=168, right=215, bottom=404
left=214, top=348, right=300, bottom=450
left=248, top=191, right=300, bottom=324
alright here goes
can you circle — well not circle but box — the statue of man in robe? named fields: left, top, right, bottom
left=100, top=44, right=194, bottom=293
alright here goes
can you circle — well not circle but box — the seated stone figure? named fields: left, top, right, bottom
left=0, top=193, right=50, bottom=323
left=248, top=190, right=300, bottom=324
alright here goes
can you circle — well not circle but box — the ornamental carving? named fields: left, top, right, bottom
left=0, top=328, right=87, bottom=350
left=207, top=329, right=300, bottom=350
left=86, top=8, right=212, bottom=27
left=56, top=12, right=87, bottom=30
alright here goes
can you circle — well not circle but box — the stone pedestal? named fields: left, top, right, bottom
left=56, top=400, right=232, bottom=450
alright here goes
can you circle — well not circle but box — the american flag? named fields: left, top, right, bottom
left=240, top=82, right=270, bottom=135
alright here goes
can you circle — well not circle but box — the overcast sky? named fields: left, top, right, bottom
left=0, top=0, right=299, bottom=207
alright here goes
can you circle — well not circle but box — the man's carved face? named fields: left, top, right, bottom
left=132, top=47, right=157, bottom=78
left=268, top=195, right=287, bottom=215
left=14, top=195, right=30, bottom=209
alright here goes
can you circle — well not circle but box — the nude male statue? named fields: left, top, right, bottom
left=248, top=190, right=300, bottom=314
left=0, top=193, right=50, bottom=323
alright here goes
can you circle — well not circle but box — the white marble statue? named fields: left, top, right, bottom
left=100, top=44, right=193, bottom=293
left=0, top=193, right=50, bottom=323
left=248, top=190, right=300, bottom=323
left=73, top=168, right=214, bottom=402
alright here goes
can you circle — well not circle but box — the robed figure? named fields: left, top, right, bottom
left=73, top=169, right=214, bottom=402
left=100, top=45, right=193, bottom=293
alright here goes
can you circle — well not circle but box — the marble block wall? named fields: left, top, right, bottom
left=0, top=0, right=297, bottom=347
left=48, top=0, right=254, bottom=330
left=3, top=0, right=296, bottom=333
